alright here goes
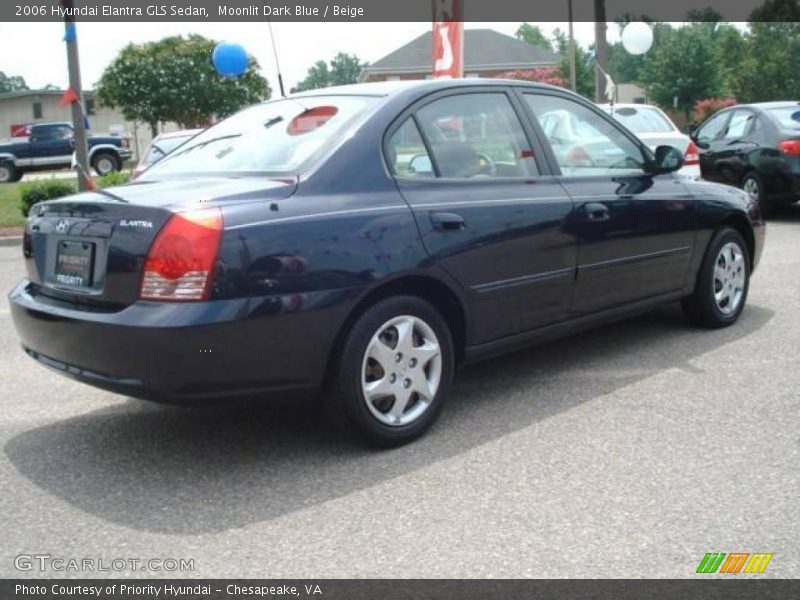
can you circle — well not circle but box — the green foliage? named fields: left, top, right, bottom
left=731, top=1, right=800, bottom=102
left=640, top=24, right=723, bottom=118
left=95, top=170, right=131, bottom=188
left=292, top=53, right=366, bottom=92
left=515, top=23, right=553, bottom=51
left=19, top=180, right=76, bottom=217
left=606, top=22, right=673, bottom=84
left=0, top=71, right=28, bottom=94
left=551, top=29, right=595, bottom=100
left=97, top=35, right=270, bottom=134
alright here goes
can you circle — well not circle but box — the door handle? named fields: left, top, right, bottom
left=584, top=203, right=610, bottom=222
left=430, top=212, right=466, bottom=232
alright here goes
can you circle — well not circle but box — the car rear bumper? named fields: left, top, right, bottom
left=8, top=280, right=349, bottom=403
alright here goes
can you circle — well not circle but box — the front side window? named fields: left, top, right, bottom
left=144, top=96, right=378, bottom=178
left=413, top=93, right=537, bottom=179
left=525, top=93, right=646, bottom=177
left=723, top=110, right=756, bottom=140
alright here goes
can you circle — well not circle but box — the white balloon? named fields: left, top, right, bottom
left=621, top=22, right=654, bottom=55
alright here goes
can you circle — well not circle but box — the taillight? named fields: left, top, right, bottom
left=684, top=141, right=700, bottom=166
left=140, top=207, right=222, bottom=301
left=779, top=140, right=800, bottom=156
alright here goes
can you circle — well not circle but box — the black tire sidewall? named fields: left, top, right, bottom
left=696, top=228, right=751, bottom=326
left=330, top=296, right=454, bottom=446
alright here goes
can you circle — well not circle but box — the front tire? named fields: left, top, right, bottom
left=682, top=227, right=750, bottom=328
left=326, top=296, right=454, bottom=446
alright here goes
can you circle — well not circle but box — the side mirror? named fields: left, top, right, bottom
left=652, top=145, right=684, bottom=174
left=408, top=154, right=433, bottom=175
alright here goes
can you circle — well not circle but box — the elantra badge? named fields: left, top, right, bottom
left=55, top=219, right=70, bottom=234
left=119, top=220, right=154, bottom=229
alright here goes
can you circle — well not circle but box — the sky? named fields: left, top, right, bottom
left=0, top=21, right=618, bottom=92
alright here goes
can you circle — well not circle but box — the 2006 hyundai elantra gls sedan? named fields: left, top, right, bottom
left=9, top=80, right=765, bottom=445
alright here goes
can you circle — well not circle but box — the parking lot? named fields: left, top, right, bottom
left=0, top=209, right=798, bottom=579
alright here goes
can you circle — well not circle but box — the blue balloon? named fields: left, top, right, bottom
left=212, top=42, right=248, bottom=77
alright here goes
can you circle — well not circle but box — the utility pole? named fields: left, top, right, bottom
left=62, top=0, right=91, bottom=191
left=594, top=0, right=607, bottom=102
left=568, top=0, right=577, bottom=92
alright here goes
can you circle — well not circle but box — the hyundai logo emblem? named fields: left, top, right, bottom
left=56, top=219, right=70, bottom=234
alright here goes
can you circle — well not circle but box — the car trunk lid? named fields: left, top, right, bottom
left=23, top=176, right=297, bottom=307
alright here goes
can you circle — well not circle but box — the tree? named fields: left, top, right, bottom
left=606, top=21, right=672, bottom=84
left=640, top=24, right=722, bottom=118
left=0, top=71, right=28, bottom=94
left=551, top=29, right=595, bottom=99
left=292, top=53, right=365, bottom=92
left=96, top=35, right=270, bottom=136
left=515, top=23, right=553, bottom=51
left=732, top=0, right=800, bottom=102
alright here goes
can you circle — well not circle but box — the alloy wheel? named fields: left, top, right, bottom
left=743, top=177, right=760, bottom=202
left=361, top=315, right=442, bottom=427
left=96, top=157, right=115, bottom=175
left=0, top=165, right=10, bottom=183
left=713, top=242, right=746, bottom=315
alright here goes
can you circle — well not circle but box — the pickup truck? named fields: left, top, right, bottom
left=0, top=122, right=132, bottom=183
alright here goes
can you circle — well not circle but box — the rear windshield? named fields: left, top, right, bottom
left=604, top=107, right=675, bottom=134
left=143, top=96, right=378, bottom=177
left=768, top=106, right=800, bottom=129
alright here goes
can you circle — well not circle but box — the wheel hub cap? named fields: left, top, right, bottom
left=713, top=242, right=746, bottom=315
left=361, top=315, right=442, bottom=427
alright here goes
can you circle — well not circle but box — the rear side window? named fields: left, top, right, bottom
left=525, top=93, right=646, bottom=177
left=413, top=93, right=538, bottom=179
left=386, top=118, right=434, bottom=178
left=724, top=110, right=757, bottom=140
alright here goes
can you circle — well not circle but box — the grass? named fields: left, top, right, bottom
left=0, top=183, right=25, bottom=229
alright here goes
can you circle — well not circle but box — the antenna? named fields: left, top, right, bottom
left=267, top=20, right=286, bottom=97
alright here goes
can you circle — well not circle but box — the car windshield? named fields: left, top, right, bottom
left=142, top=134, right=195, bottom=167
left=143, top=96, right=378, bottom=177
left=605, top=107, right=674, bottom=134
left=768, top=106, right=800, bottom=129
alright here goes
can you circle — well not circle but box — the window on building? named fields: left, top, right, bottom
left=85, top=98, right=96, bottom=115
left=32, top=101, right=43, bottom=120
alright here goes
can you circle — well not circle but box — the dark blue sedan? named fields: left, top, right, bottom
left=9, top=80, right=766, bottom=445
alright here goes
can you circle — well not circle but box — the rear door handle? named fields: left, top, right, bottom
left=584, top=202, right=610, bottom=222
left=430, top=212, right=466, bottom=232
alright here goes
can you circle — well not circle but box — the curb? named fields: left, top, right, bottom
left=0, top=236, right=22, bottom=248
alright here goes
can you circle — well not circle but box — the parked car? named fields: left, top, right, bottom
left=598, top=103, right=701, bottom=179
left=8, top=80, right=765, bottom=446
left=132, top=128, right=204, bottom=179
left=0, top=122, right=131, bottom=183
left=690, top=101, right=800, bottom=215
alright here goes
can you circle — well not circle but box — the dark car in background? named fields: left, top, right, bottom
left=8, top=80, right=765, bottom=446
left=132, top=128, right=203, bottom=179
left=691, top=101, right=800, bottom=214
left=0, top=122, right=131, bottom=183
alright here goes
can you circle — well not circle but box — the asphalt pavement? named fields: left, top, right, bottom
left=0, top=209, right=798, bottom=579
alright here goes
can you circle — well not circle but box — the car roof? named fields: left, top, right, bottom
left=597, top=103, right=661, bottom=110
left=731, top=101, right=800, bottom=111
left=290, top=78, right=563, bottom=99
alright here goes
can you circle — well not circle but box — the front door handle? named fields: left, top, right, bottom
left=430, top=212, right=466, bottom=232
left=584, top=202, right=610, bottom=222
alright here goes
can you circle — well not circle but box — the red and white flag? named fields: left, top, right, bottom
left=432, top=0, right=463, bottom=79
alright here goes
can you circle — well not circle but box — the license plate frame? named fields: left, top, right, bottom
left=54, top=240, right=95, bottom=288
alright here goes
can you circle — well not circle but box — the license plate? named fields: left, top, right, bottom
left=55, top=241, right=94, bottom=287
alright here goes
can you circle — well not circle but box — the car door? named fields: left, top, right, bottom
left=710, top=109, right=762, bottom=186
left=520, top=90, right=696, bottom=316
left=386, top=89, right=577, bottom=344
left=693, top=110, right=733, bottom=183
left=29, top=124, right=73, bottom=167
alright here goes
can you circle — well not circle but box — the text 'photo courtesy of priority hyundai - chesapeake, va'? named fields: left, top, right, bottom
left=0, top=0, right=798, bottom=597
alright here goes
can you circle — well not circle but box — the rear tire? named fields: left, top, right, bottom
left=326, top=296, right=454, bottom=447
left=742, top=173, right=771, bottom=216
left=0, top=162, right=18, bottom=184
left=682, top=227, right=750, bottom=328
left=91, top=152, right=120, bottom=176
